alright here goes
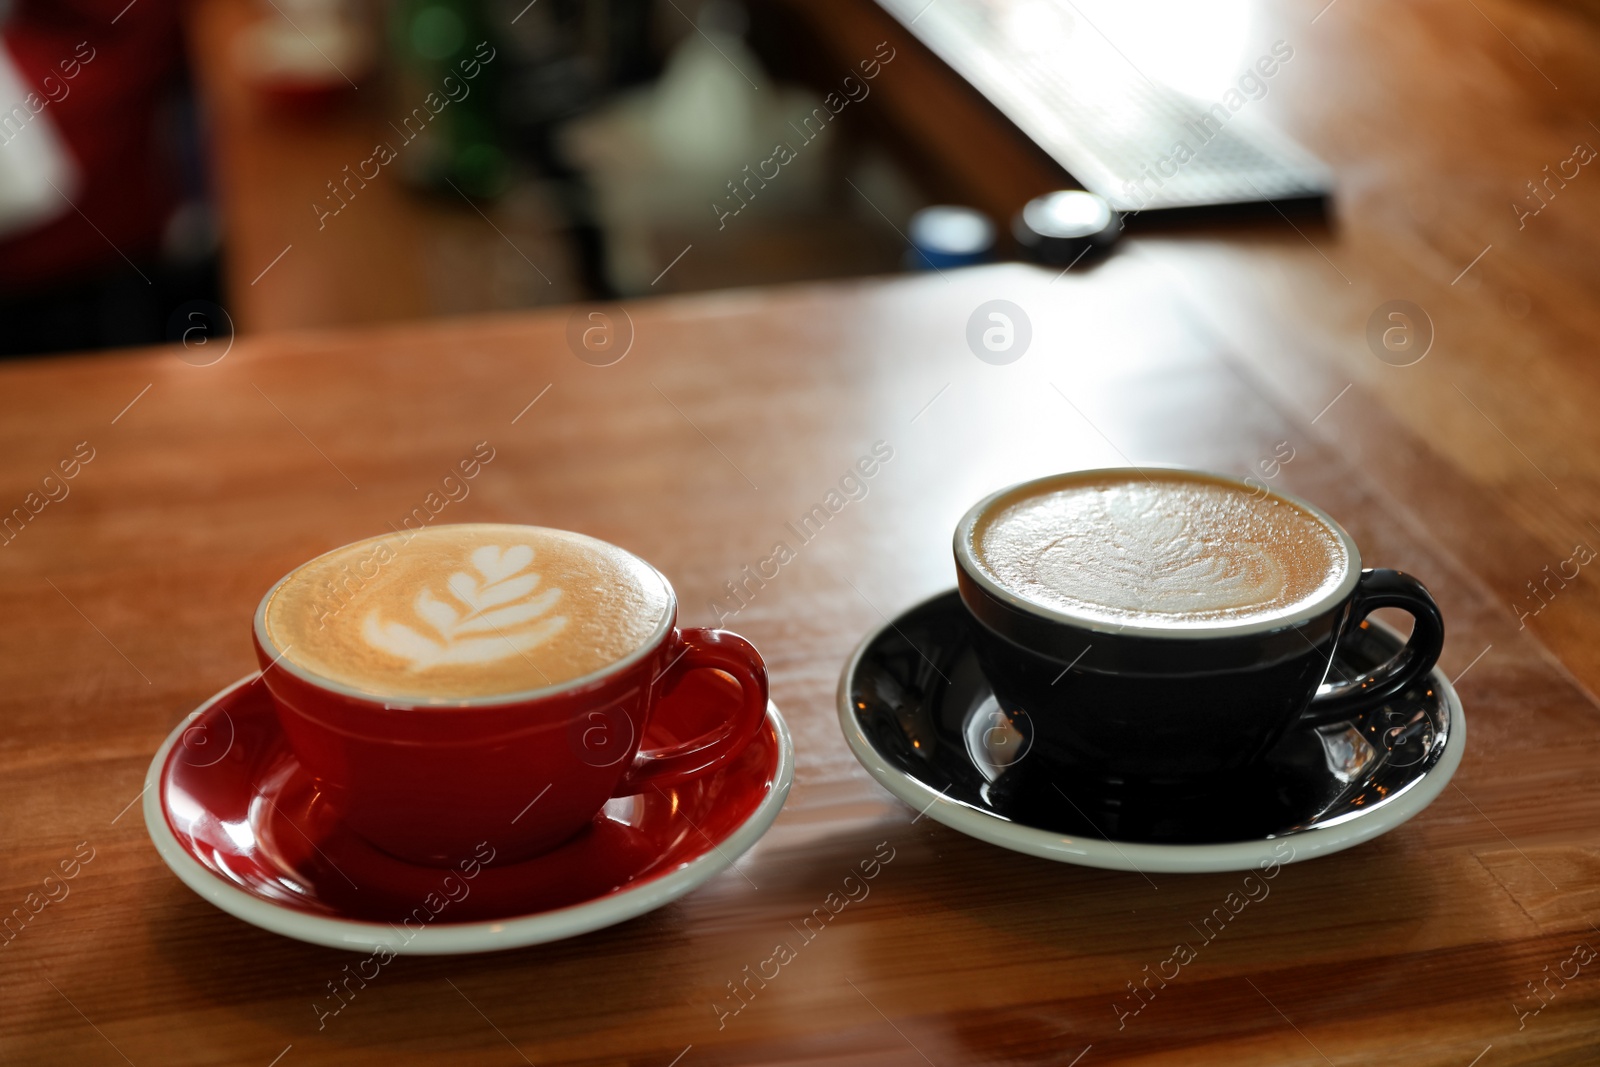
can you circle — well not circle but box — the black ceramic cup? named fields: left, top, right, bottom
left=953, top=469, right=1445, bottom=786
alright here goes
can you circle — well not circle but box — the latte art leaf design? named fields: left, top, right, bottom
left=362, top=544, right=567, bottom=669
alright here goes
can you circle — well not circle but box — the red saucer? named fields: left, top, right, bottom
left=145, top=672, right=792, bottom=953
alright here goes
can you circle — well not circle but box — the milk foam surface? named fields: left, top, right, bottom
left=263, top=525, right=671, bottom=700
left=972, top=472, right=1349, bottom=628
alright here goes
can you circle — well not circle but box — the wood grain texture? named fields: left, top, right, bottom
left=4, top=0, right=1600, bottom=1062
left=2, top=258, right=1596, bottom=1064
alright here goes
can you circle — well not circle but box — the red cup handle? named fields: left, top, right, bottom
left=615, top=627, right=769, bottom=795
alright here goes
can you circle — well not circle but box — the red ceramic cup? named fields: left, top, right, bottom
left=251, top=539, right=769, bottom=867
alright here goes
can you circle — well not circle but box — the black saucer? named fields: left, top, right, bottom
left=839, top=591, right=1460, bottom=852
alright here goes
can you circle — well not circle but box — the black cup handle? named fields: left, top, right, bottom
left=1306, top=568, right=1444, bottom=719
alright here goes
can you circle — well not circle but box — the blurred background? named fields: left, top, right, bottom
left=0, top=0, right=1342, bottom=356
left=0, top=0, right=940, bottom=356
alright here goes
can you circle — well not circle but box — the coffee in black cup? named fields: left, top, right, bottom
left=953, top=468, right=1444, bottom=785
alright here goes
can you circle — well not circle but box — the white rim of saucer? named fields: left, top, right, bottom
left=145, top=675, right=794, bottom=955
left=836, top=592, right=1465, bottom=875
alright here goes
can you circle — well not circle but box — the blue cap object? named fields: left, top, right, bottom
left=906, top=206, right=996, bottom=270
